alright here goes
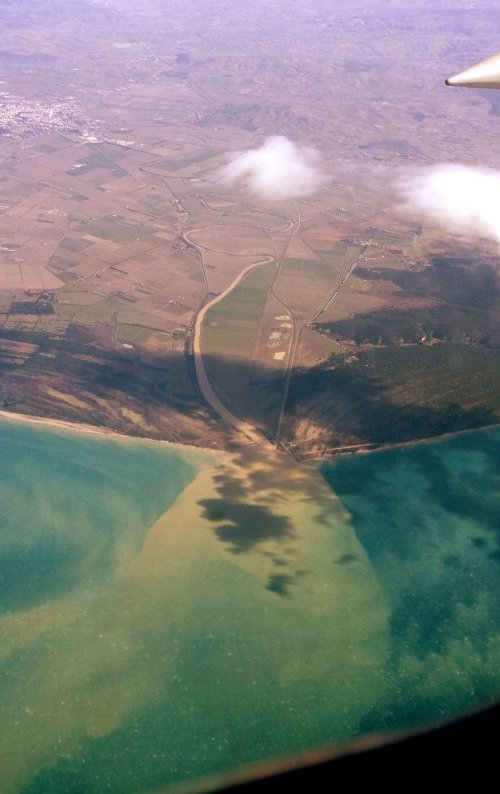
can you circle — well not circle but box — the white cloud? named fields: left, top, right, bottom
left=397, top=163, right=500, bottom=246
left=214, top=135, right=329, bottom=200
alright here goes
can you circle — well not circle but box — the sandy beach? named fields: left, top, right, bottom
left=0, top=408, right=223, bottom=459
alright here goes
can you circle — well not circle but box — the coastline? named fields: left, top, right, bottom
left=301, top=419, right=500, bottom=464
left=0, top=408, right=224, bottom=461
left=3, top=405, right=499, bottom=466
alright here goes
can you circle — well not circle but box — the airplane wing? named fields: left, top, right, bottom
left=446, top=52, right=500, bottom=89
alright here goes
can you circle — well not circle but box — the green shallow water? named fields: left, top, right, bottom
left=0, top=418, right=499, bottom=792
left=0, top=422, right=202, bottom=617
left=320, top=428, right=500, bottom=731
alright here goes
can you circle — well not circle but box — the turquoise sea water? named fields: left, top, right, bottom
left=0, top=418, right=499, bottom=792
left=0, top=422, right=201, bottom=618
left=320, top=428, right=500, bottom=731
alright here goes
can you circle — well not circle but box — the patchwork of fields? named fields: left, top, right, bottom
left=1, top=0, right=500, bottom=454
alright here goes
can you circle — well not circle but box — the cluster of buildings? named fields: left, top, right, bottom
left=0, top=94, right=99, bottom=138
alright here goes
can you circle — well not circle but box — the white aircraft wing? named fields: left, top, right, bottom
left=447, top=52, right=500, bottom=89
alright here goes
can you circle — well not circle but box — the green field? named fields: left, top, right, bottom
left=201, top=263, right=276, bottom=416
left=57, top=288, right=103, bottom=306
left=115, top=323, right=153, bottom=345
left=54, top=296, right=167, bottom=331
left=72, top=218, right=160, bottom=245
left=315, top=242, right=363, bottom=275
left=157, top=149, right=221, bottom=172
left=273, top=258, right=339, bottom=324
left=273, top=244, right=363, bottom=325
left=66, top=145, right=128, bottom=177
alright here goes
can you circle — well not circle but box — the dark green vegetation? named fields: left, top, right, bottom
left=199, top=242, right=366, bottom=444
left=285, top=343, right=500, bottom=450
left=196, top=248, right=500, bottom=454
left=315, top=255, right=500, bottom=347
left=10, top=302, right=54, bottom=315
left=157, top=148, right=221, bottom=171
left=65, top=144, right=129, bottom=178
left=287, top=254, right=500, bottom=453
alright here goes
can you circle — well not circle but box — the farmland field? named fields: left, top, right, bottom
left=201, top=262, right=277, bottom=424
left=0, top=0, right=499, bottom=456
left=273, top=257, right=339, bottom=324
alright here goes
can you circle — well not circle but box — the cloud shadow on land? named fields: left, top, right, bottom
left=284, top=359, right=500, bottom=446
left=0, top=322, right=234, bottom=450
left=1, top=310, right=500, bottom=459
left=199, top=346, right=500, bottom=452
left=2, top=292, right=500, bottom=455
left=316, top=253, right=500, bottom=347
left=195, top=254, right=500, bottom=453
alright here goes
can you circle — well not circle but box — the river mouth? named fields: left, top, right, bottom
left=0, top=419, right=499, bottom=792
